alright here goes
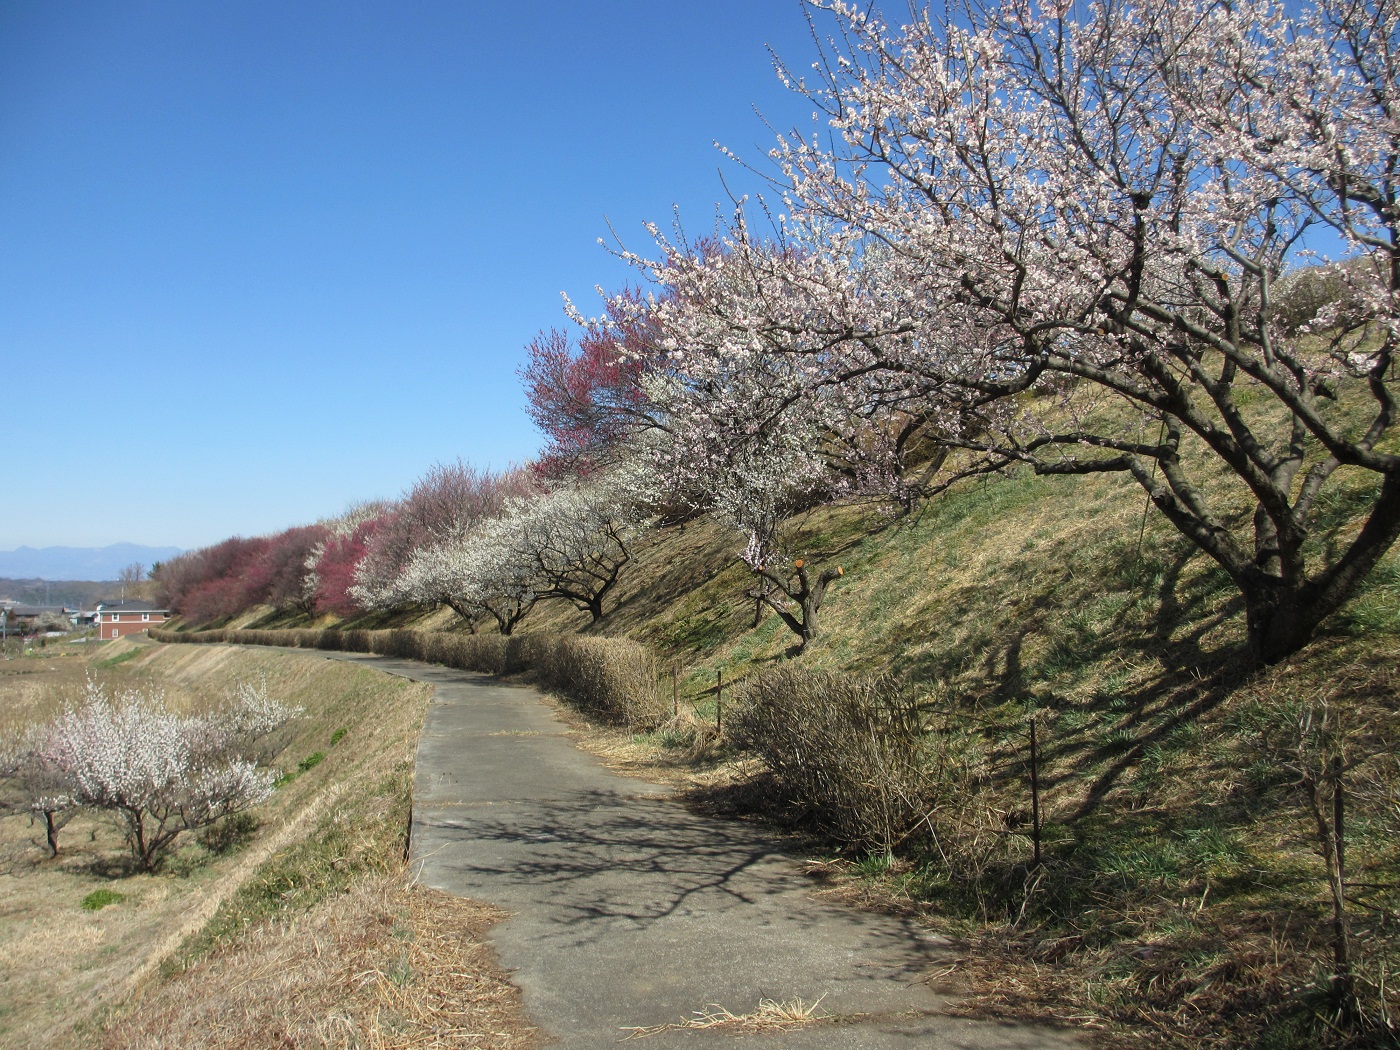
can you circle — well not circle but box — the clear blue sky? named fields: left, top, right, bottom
left=0, top=0, right=821, bottom=550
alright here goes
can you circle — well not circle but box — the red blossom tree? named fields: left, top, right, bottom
left=261, top=525, right=328, bottom=614
left=314, top=517, right=384, bottom=617
left=521, top=290, right=663, bottom=478
left=162, top=537, right=273, bottom=623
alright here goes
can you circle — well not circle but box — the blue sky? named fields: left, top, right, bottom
left=0, top=0, right=821, bottom=550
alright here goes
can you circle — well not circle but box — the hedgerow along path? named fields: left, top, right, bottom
left=304, top=649, right=1086, bottom=1050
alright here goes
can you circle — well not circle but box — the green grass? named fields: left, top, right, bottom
left=297, top=751, right=325, bottom=773
left=95, top=648, right=142, bottom=668
left=81, top=889, right=126, bottom=911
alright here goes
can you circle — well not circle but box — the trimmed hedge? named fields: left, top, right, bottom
left=150, top=627, right=665, bottom=729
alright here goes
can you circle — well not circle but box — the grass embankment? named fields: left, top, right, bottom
left=0, top=638, right=533, bottom=1050
left=601, top=468, right=1400, bottom=1048
left=168, top=427, right=1400, bottom=1046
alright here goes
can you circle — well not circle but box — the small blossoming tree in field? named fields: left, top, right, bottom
left=8, top=678, right=298, bottom=870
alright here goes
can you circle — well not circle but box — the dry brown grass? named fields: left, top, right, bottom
left=0, top=639, right=461, bottom=1050
left=620, top=996, right=828, bottom=1038
left=100, top=874, right=535, bottom=1049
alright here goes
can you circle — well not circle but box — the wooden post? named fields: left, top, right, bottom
left=1331, top=748, right=1353, bottom=1013
left=1334, top=751, right=1346, bottom=880
left=1029, top=715, right=1042, bottom=868
left=716, top=669, right=724, bottom=733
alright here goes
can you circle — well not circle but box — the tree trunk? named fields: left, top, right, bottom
left=1242, top=580, right=1328, bottom=666
left=43, top=810, right=62, bottom=856
left=799, top=593, right=820, bottom=646
left=1234, top=472, right=1400, bottom=663
left=753, top=562, right=843, bottom=652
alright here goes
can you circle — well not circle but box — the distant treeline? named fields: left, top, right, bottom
left=0, top=579, right=128, bottom=609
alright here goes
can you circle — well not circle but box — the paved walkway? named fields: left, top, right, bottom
left=328, top=653, right=1086, bottom=1050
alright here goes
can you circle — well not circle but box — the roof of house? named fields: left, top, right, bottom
left=95, top=599, right=168, bottom=612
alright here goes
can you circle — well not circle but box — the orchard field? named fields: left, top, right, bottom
left=54, top=0, right=1400, bottom=1045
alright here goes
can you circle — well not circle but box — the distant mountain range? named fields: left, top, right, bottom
left=0, top=544, right=184, bottom=581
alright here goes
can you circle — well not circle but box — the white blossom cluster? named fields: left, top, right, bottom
left=593, top=0, right=1400, bottom=662
left=359, top=466, right=652, bottom=631
left=216, top=675, right=302, bottom=738
left=4, top=677, right=297, bottom=867
left=347, top=464, right=539, bottom=613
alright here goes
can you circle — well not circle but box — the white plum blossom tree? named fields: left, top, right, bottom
left=0, top=727, right=75, bottom=856
left=19, top=677, right=297, bottom=870
left=394, top=519, right=540, bottom=635
left=618, top=0, right=1400, bottom=665
left=378, top=467, right=650, bottom=630
left=504, top=470, right=651, bottom=625
left=350, top=462, right=537, bottom=614
left=645, top=371, right=850, bottom=648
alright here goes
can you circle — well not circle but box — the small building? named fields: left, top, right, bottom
left=1, top=604, right=69, bottom=636
left=95, top=599, right=170, bottom=641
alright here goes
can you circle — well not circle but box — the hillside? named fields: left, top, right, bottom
left=223, top=456, right=1400, bottom=1049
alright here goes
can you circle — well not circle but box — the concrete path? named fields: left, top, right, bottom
left=328, top=653, right=1087, bottom=1050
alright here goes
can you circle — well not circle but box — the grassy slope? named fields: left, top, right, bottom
left=517, top=453, right=1400, bottom=1047
left=215, top=407, right=1400, bottom=1047
left=0, top=639, right=533, bottom=1049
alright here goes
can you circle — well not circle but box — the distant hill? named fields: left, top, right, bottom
left=0, top=544, right=183, bottom=581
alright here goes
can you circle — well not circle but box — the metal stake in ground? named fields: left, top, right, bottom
left=1029, top=715, right=1042, bottom=869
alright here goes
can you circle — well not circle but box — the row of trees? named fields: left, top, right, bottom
left=158, top=459, right=654, bottom=638
left=166, top=0, right=1397, bottom=667
left=536, top=0, right=1400, bottom=665
left=350, top=463, right=649, bottom=633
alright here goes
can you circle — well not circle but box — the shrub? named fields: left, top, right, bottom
left=154, top=627, right=666, bottom=728
left=196, top=812, right=259, bottom=855
left=533, top=636, right=666, bottom=729
left=298, top=752, right=325, bottom=773
left=728, top=668, right=989, bottom=858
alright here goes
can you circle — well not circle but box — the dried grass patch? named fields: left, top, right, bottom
left=620, top=997, right=828, bottom=1038
left=101, top=874, right=535, bottom=1049
left=552, top=710, right=738, bottom=792
left=0, top=643, right=437, bottom=1049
